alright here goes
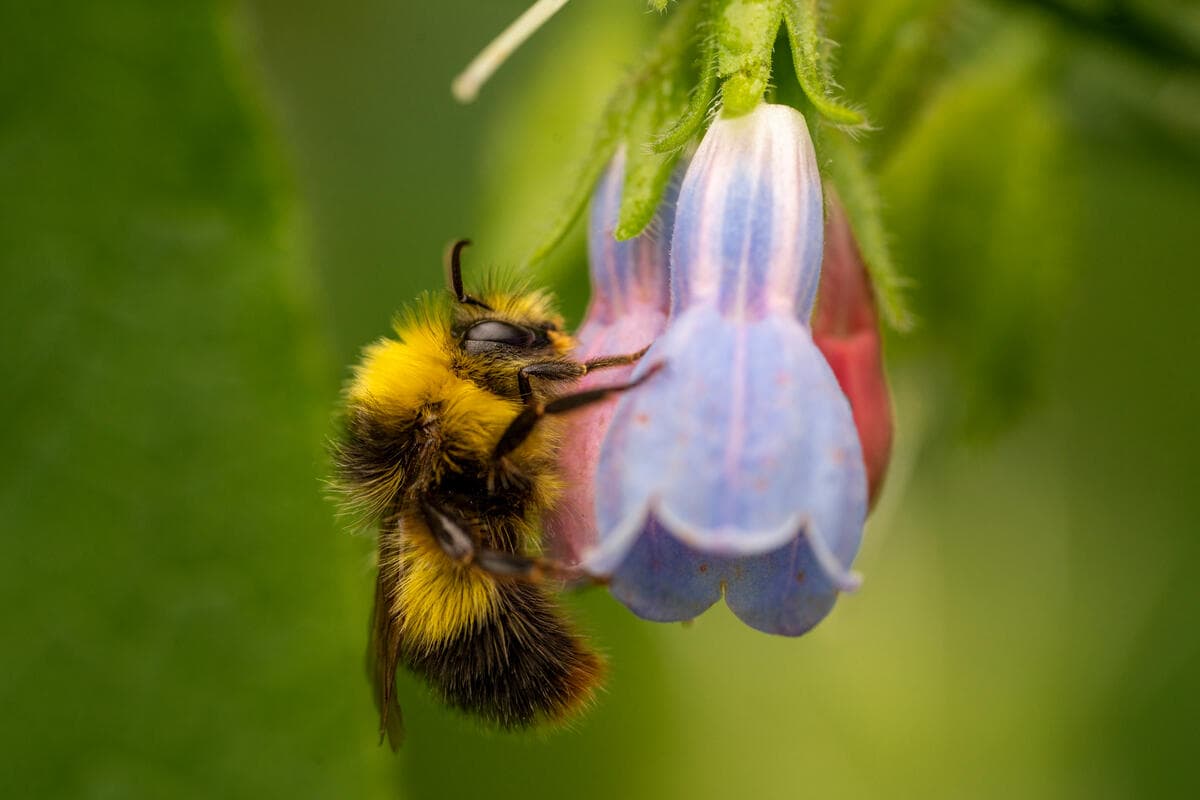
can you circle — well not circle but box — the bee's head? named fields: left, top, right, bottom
left=443, top=240, right=575, bottom=396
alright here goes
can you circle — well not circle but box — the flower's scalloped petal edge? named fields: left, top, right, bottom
left=722, top=534, right=842, bottom=637
left=653, top=500, right=804, bottom=556
left=584, top=494, right=804, bottom=576
left=802, top=521, right=862, bottom=593
left=597, top=513, right=859, bottom=632
left=582, top=497, right=654, bottom=576
left=601, top=512, right=725, bottom=624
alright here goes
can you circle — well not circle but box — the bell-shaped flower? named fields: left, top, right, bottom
left=585, top=104, right=868, bottom=636
left=546, top=147, right=676, bottom=564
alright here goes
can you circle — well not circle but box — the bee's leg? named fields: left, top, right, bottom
left=515, top=347, right=651, bottom=404
left=421, top=499, right=605, bottom=586
left=420, top=500, right=476, bottom=563
left=580, top=344, right=650, bottom=373
left=496, top=362, right=664, bottom=460
left=516, top=361, right=584, bottom=405
left=473, top=548, right=606, bottom=586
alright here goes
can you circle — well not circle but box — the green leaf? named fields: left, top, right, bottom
left=615, top=91, right=685, bottom=240
left=519, top=0, right=699, bottom=263
left=0, top=2, right=386, bottom=795
left=782, top=0, right=868, bottom=126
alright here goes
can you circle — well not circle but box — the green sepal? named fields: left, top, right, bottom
left=652, top=0, right=719, bottom=153
left=523, top=0, right=704, bottom=260
left=782, top=0, right=868, bottom=127
left=615, top=87, right=685, bottom=240
left=715, top=0, right=785, bottom=117
left=648, top=0, right=673, bottom=10
left=817, top=123, right=915, bottom=331
left=616, top=0, right=705, bottom=238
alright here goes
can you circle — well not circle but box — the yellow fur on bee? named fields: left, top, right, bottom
left=478, top=288, right=557, bottom=327
left=348, top=311, right=451, bottom=413
left=393, top=529, right=499, bottom=649
left=438, top=380, right=524, bottom=463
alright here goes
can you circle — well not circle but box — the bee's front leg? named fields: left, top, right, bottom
left=495, top=362, right=664, bottom=460
left=515, top=346, right=651, bottom=405
left=516, top=361, right=584, bottom=405
left=420, top=498, right=603, bottom=586
left=579, top=345, right=650, bottom=373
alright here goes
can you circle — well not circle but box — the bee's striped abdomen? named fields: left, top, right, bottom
left=403, top=577, right=604, bottom=728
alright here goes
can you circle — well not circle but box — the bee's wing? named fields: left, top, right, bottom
left=368, top=540, right=405, bottom=751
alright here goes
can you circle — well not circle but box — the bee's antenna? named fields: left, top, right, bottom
left=444, top=238, right=492, bottom=310
left=446, top=239, right=471, bottom=301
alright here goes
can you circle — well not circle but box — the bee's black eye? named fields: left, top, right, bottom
left=462, top=320, right=537, bottom=352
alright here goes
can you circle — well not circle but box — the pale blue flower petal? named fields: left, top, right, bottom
left=589, top=309, right=866, bottom=570
left=670, top=104, right=825, bottom=321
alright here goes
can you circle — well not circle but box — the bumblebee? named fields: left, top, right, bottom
left=333, top=240, right=653, bottom=748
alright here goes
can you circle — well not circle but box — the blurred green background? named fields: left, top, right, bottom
left=3, top=0, right=1198, bottom=797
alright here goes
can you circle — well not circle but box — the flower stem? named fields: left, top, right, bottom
left=452, top=0, right=572, bottom=103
